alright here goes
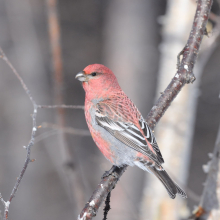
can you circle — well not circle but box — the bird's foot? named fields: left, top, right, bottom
left=102, top=165, right=120, bottom=179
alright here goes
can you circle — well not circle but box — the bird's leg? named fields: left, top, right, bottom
left=102, top=165, right=120, bottom=179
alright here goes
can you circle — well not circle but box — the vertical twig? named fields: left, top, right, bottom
left=46, top=0, right=64, bottom=108
left=189, top=126, right=220, bottom=220
left=0, top=48, right=38, bottom=220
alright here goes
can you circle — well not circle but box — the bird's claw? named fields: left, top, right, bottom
left=102, top=165, right=119, bottom=179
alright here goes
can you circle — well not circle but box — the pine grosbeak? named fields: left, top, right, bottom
left=76, top=64, right=186, bottom=199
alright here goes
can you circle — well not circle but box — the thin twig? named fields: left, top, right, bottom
left=78, top=0, right=213, bottom=219
left=0, top=48, right=38, bottom=220
left=0, top=48, right=36, bottom=106
left=41, top=122, right=90, bottom=136
left=38, top=104, right=84, bottom=110
left=35, top=129, right=60, bottom=144
left=35, top=127, right=90, bottom=145
left=187, top=127, right=220, bottom=220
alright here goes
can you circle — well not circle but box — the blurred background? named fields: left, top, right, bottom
left=0, top=0, right=219, bottom=219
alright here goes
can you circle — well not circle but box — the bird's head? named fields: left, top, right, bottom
left=76, top=64, right=121, bottom=100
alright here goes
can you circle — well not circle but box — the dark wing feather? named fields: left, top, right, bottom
left=139, top=117, right=164, bottom=163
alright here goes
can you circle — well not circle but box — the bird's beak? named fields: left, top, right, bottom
left=75, top=71, right=87, bottom=82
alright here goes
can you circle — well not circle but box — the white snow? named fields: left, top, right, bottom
left=184, top=64, right=189, bottom=71
left=89, top=200, right=95, bottom=206
left=78, top=212, right=87, bottom=220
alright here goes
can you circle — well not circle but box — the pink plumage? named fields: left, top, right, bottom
left=76, top=64, right=187, bottom=199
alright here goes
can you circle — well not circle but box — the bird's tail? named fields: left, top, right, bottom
left=148, top=166, right=187, bottom=199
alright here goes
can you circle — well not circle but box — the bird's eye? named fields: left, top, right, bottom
left=91, top=72, right=97, bottom=76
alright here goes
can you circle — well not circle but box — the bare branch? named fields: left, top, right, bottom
left=78, top=0, right=213, bottom=219
left=188, top=126, right=220, bottom=220
left=0, top=45, right=86, bottom=218
left=0, top=48, right=38, bottom=220
left=0, top=48, right=36, bottom=107
left=78, top=166, right=127, bottom=220
left=146, top=0, right=212, bottom=129
left=41, top=122, right=90, bottom=136
left=38, top=104, right=84, bottom=110
left=33, top=123, right=90, bottom=146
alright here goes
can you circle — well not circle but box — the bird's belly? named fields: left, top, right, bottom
left=86, top=109, right=135, bottom=167
left=90, top=122, right=136, bottom=167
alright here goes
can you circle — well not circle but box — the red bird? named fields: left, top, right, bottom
left=76, top=64, right=186, bottom=199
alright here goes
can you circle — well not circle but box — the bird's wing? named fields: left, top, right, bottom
left=95, top=98, right=164, bottom=165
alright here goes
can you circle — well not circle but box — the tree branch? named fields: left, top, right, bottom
left=78, top=0, right=213, bottom=219
left=40, top=122, right=90, bottom=136
left=0, top=48, right=38, bottom=220
left=188, top=126, right=220, bottom=220
left=146, top=0, right=212, bottom=129
left=0, top=46, right=87, bottom=219
left=38, top=104, right=84, bottom=109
